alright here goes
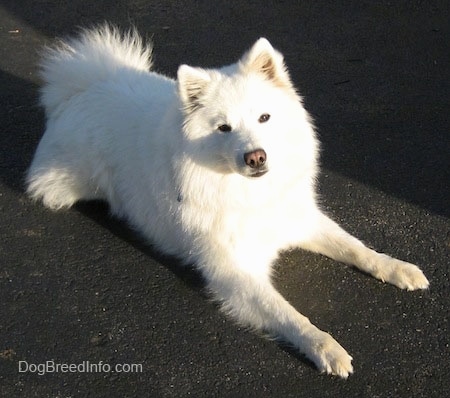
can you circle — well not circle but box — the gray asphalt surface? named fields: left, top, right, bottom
left=1, top=1, right=449, bottom=397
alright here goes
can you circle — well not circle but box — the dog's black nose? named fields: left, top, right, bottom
left=244, top=149, right=266, bottom=169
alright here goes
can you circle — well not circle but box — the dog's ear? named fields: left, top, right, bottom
left=177, top=65, right=211, bottom=111
left=240, top=38, right=293, bottom=89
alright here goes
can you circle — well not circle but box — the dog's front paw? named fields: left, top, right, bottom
left=377, top=255, right=429, bottom=290
left=308, top=331, right=353, bottom=378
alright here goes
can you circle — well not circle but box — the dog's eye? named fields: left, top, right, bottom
left=218, top=124, right=232, bottom=133
left=258, top=113, right=271, bottom=123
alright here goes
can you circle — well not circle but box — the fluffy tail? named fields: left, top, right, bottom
left=39, top=24, right=153, bottom=114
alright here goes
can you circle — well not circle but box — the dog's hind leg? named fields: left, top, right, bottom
left=298, top=211, right=429, bottom=290
left=199, top=254, right=354, bottom=378
left=26, top=164, right=96, bottom=210
left=25, top=144, right=108, bottom=211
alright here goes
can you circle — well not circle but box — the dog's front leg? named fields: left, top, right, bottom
left=199, top=257, right=353, bottom=378
left=299, top=211, right=429, bottom=290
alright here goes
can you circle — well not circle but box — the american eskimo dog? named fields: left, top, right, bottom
left=26, top=25, right=429, bottom=377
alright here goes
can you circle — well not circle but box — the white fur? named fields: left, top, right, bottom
left=26, top=25, right=429, bottom=378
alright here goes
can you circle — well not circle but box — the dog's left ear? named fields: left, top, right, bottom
left=240, top=38, right=293, bottom=89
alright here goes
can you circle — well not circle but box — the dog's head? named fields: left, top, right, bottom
left=177, top=38, right=317, bottom=179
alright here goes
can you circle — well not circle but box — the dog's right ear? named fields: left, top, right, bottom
left=177, top=65, right=211, bottom=111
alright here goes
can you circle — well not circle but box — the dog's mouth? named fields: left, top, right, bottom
left=249, top=169, right=268, bottom=178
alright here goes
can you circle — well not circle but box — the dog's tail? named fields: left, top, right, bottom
left=39, top=24, right=153, bottom=114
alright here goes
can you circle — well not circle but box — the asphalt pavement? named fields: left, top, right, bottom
left=1, top=1, right=449, bottom=397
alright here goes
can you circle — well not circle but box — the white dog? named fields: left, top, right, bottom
left=26, top=26, right=429, bottom=378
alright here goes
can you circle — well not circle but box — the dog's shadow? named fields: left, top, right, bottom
left=74, top=200, right=318, bottom=372
left=74, top=200, right=205, bottom=291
